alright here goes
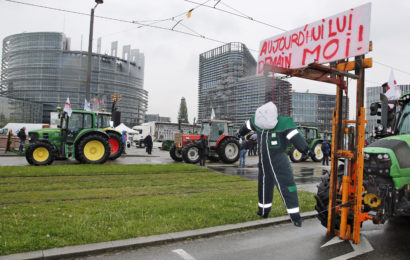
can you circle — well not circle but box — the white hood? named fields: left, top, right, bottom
left=254, top=102, right=278, bottom=130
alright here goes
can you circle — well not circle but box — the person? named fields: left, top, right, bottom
left=122, top=130, right=127, bottom=154
left=239, top=137, right=248, bottom=168
left=321, top=140, right=330, bottom=166
left=238, top=101, right=310, bottom=227
left=143, top=134, right=153, bottom=155
left=247, top=136, right=255, bottom=156
left=17, top=126, right=26, bottom=152
left=252, top=136, right=258, bottom=156
left=197, top=134, right=208, bottom=166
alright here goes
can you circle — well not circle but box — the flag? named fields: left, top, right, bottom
left=210, top=108, right=215, bottom=120
left=84, top=99, right=91, bottom=111
left=63, top=97, right=72, bottom=117
left=187, top=8, right=193, bottom=18
left=385, top=69, right=401, bottom=100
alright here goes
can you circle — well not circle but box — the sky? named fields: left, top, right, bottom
left=1, top=0, right=410, bottom=124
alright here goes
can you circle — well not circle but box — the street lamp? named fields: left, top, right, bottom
left=86, top=0, right=103, bottom=102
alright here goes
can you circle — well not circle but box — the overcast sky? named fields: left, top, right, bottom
left=1, top=0, right=410, bottom=124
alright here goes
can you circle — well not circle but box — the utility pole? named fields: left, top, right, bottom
left=86, top=0, right=103, bottom=102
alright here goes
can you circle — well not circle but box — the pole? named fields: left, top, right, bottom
left=86, top=7, right=95, bottom=102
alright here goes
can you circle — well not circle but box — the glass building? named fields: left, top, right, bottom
left=292, top=92, right=349, bottom=132
left=365, top=84, right=410, bottom=134
left=198, top=42, right=292, bottom=130
left=1, top=32, right=147, bottom=126
left=0, top=96, right=43, bottom=127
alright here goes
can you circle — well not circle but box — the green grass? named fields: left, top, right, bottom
left=0, top=164, right=316, bottom=255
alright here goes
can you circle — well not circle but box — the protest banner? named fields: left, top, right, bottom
left=257, top=3, right=371, bottom=74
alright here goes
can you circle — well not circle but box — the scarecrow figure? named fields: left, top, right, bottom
left=238, top=102, right=310, bottom=227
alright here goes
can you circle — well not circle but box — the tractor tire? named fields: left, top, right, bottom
left=311, top=141, right=324, bottom=162
left=77, top=134, right=110, bottom=164
left=182, top=143, right=200, bottom=164
left=170, top=144, right=183, bottom=162
left=107, top=132, right=124, bottom=160
left=314, top=170, right=352, bottom=229
left=25, top=142, right=55, bottom=166
left=217, top=138, right=240, bottom=164
left=289, top=147, right=303, bottom=163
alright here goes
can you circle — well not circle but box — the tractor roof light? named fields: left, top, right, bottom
left=383, top=153, right=390, bottom=159
left=364, top=153, right=370, bottom=160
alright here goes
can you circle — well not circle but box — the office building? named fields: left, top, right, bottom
left=292, top=91, right=349, bottom=132
left=1, top=32, right=147, bottom=126
left=198, top=42, right=291, bottom=130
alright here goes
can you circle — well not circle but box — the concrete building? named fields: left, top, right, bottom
left=365, top=84, right=410, bottom=134
left=198, top=42, right=292, bottom=130
left=1, top=32, right=147, bottom=126
left=292, top=91, right=349, bottom=132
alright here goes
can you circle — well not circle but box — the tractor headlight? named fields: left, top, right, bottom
left=377, top=124, right=384, bottom=131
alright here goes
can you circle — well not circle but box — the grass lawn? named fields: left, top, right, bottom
left=0, top=164, right=316, bottom=255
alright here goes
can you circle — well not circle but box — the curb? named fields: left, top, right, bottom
left=0, top=211, right=317, bottom=260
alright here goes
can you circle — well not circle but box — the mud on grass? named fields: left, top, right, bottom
left=0, top=164, right=316, bottom=255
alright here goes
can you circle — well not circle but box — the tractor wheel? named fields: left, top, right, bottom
left=311, top=141, right=324, bottom=162
left=26, top=142, right=55, bottom=166
left=208, top=155, right=220, bottom=162
left=314, top=170, right=352, bottom=229
left=217, top=138, right=240, bottom=164
left=289, top=147, right=303, bottom=163
left=77, top=134, right=110, bottom=164
left=182, top=143, right=200, bottom=164
left=107, top=132, right=124, bottom=160
left=170, top=144, right=183, bottom=162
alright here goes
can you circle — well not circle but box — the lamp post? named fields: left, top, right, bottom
left=86, top=0, right=103, bottom=102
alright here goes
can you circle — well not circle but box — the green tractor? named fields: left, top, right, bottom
left=315, top=92, right=410, bottom=228
left=25, top=109, right=121, bottom=165
left=288, top=126, right=324, bottom=163
left=362, top=92, right=410, bottom=223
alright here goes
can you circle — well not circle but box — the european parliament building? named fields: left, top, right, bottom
left=1, top=32, right=147, bottom=126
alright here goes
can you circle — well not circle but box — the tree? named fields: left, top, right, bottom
left=178, top=97, right=189, bottom=124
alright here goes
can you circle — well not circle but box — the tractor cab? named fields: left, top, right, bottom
left=201, top=119, right=234, bottom=147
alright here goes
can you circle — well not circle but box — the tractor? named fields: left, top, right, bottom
left=169, top=119, right=240, bottom=164
left=25, top=108, right=116, bottom=165
left=288, top=126, right=324, bottom=163
left=315, top=92, right=410, bottom=228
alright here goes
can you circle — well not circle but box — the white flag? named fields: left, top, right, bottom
left=210, top=108, right=215, bottom=120
left=63, top=97, right=72, bottom=117
left=385, top=70, right=401, bottom=100
left=84, top=99, right=91, bottom=111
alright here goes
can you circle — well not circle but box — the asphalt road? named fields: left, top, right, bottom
left=80, top=217, right=410, bottom=260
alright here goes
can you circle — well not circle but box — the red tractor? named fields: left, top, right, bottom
left=169, top=120, right=240, bottom=164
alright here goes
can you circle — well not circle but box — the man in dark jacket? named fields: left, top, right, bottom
left=197, top=134, right=208, bottom=166
left=238, top=102, right=310, bottom=227
left=143, top=134, right=153, bottom=155
left=321, top=140, right=330, bottom=166
left=17, top=127, right=26, bottom=152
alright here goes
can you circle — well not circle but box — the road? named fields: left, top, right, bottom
left=81, top=217, right=410, bottom=260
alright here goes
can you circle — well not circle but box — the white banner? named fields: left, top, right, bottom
left=257, top=3, right=371, bottom=73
